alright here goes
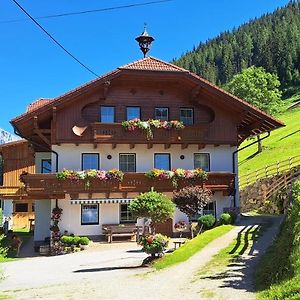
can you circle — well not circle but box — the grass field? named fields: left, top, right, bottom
left=238, top=93, right=300, bottom=177
left=153, top=225, right=233, bottom=270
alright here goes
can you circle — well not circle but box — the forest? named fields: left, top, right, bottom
left=173, top=1, right=300, bottom=91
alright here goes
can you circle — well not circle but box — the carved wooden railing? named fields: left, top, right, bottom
left=20, top=172, right=235, bottom=199
left=90, top=123, right=209, bottom=144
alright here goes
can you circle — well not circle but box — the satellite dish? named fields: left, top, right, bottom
left=72, top=125, right=88, bottom=136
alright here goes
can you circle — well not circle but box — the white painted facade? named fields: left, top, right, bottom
left=51, top=144, right=236, bottom=173
left=33, top=143, right=237, bottom=239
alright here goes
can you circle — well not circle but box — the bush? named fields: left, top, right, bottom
left=73, top=236, right=81, bottom=246
left=129, top=189, right=175, bottom=231
left=139, top=233, right=169, bottom=256
left=198, top=214, right=216, bottom=230
left=79, top=237, right=90, bottom=246
left=61, top=235, right=90, bottom=246
left=219, top=213, right=232, bottom=225
left=60, top=235, right=74, bottom=246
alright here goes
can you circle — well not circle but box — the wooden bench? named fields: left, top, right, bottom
left=102, top=224, right=142, bottom=243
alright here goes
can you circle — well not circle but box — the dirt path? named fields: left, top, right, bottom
left=0, top=216, right=283, bottom=300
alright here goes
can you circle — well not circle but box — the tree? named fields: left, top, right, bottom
left=225, top=66, right=282, bottom=114
left=173, top=186, right=212, bottom=237
left=225, top=66, right=283, bottom=152
left=129, top=189, right=175, bottom=233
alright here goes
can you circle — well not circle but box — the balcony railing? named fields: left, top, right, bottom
left=90, top=123, right=209, bottom=144
left=20, top=172, right=235, bottom=199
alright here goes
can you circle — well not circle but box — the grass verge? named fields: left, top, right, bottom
left=254, top=186, right=300, bottom=299
left=153, top=225, right=234, bottom=270
left=0, top=228, right=32, bottom=263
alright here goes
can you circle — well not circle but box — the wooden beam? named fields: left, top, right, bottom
left=164, top=143, right=170, bottom=149
left=181, top=144, right=188, bottom=150
left=198, top=143, right=205, bottom=150
left=93, top=143, right=97, bottom=149
left=147, top=143, right=153, bottom=149
left=214, top=144, right=220, bottom=147
left=33, top=116, right=51, bottom=146
left=52, top=107, right=57, bottom=144
left=129, top=144, right=135, bottom=149
left=112, top=143, right=117, bottom=149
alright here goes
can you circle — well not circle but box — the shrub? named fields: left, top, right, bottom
left=129, top=189, right=175, bottom=231
left=219, top=213, right=232, bottom=225
left=60, top=235, right=74, bottom=246
left=73, top=236, right=81, bottom=246
left=79, top=237, right=90, bottom=245
left=198, top=214, right=216, bottom=230
left=139, top=233, right=169, bottom=256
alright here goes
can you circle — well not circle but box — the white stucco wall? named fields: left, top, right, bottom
left=34, top=200, right=51, bottom=241
left=52, top=144, right=236, bottom=172
left=58, top=200, right=121, bottom=236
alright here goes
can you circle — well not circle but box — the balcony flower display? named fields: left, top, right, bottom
left=145, top=168, right=207, bottom=187
left=121, top=118, right=185, bottom=140
left=56, top=169, right=124, bottom=182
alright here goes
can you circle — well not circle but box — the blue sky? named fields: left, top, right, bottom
left=0, top=0, right=290, bottom=132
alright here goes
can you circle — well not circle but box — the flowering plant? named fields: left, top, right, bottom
left=139, top=233, right=169, bottom=257
left=50, top=206, right=63, bottom=255
left=174, top=220, right=188, bottom=231
left=56, top=169, right=124, bottom=182
left=145, top=168, right=207, bottom=187
left=122, top=119, right=185, bottom=140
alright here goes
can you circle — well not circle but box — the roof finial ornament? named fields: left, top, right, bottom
left=135, top=24, right=154, bottom=58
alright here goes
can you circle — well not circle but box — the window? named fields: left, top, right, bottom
left=180, top=108, right=194, bottom=125
left=15, top=203, right=28, bottom=213
left=119, top=154, right=136, bottom=172
left=120, top=204, right=135, bottom=223
left=155, top=107, right=169, bottom=121
left=41, top=159, right=51, bottom=173
left=100, top=106, right=115, bottom=123
left=126, top=107, right=140, bottom=120
left=81, top=204, right=99, bottom=225
left=190, top=202, right=216, bottom=221
left=154, top=153, right=170, bottom=170
left=82, top=154, right=99, bottom=170
left=194, top=153, right=210, bottom=171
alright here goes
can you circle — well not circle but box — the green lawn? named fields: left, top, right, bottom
left=238, top=99, right=300, bottom=178
left=153, top=225, right=234, bottom=270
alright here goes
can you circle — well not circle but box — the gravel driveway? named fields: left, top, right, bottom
left=0, top=216, right=283, bottom=300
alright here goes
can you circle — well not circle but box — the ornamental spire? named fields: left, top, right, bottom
left=135, top=24, right=154, bottom=58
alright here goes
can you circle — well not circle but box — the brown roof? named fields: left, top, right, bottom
left=119, top=56, right=188, bottom=72
left=26, top=98, right=53, bottom=112
left=11, top=56, right=284, bottom=140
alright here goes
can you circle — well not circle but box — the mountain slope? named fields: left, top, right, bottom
left=238, top=93, right=300, bottom=177
left=0, top=128, right=19, bottom=145
left=173, top=1, right=300, bottom=89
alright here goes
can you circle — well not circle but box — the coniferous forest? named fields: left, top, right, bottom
left=173, top=1, right=300, bottom=90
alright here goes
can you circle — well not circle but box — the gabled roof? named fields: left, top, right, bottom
left=11, top=56, right=284, bottom=141
left=119, top=56, right=188, bottom=73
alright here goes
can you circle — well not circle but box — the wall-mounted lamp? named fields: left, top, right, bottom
left=107, top=155, right=112, bottom=160
left=180, top=155, right=185, bottom=160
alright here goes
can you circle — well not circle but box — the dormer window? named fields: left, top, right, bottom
left=180, top=108, right=194, bottom=125
left=155, top=107, right=169, bottom=121
left=100, top=106, right=115, bottom=123
left=126, top=107, right=140, bottom=120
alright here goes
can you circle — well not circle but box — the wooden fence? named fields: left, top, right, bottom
left=239, top=155, right=300, bottom=190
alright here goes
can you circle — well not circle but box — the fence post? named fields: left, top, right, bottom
left=265, top=165, right=269, bottom=177
left=277, top=161, right=280, bottom=175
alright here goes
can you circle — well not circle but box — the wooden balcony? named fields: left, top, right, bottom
left=20, top=172, right=235, bottom=199
left=90, top=123, right=209, bottom=145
